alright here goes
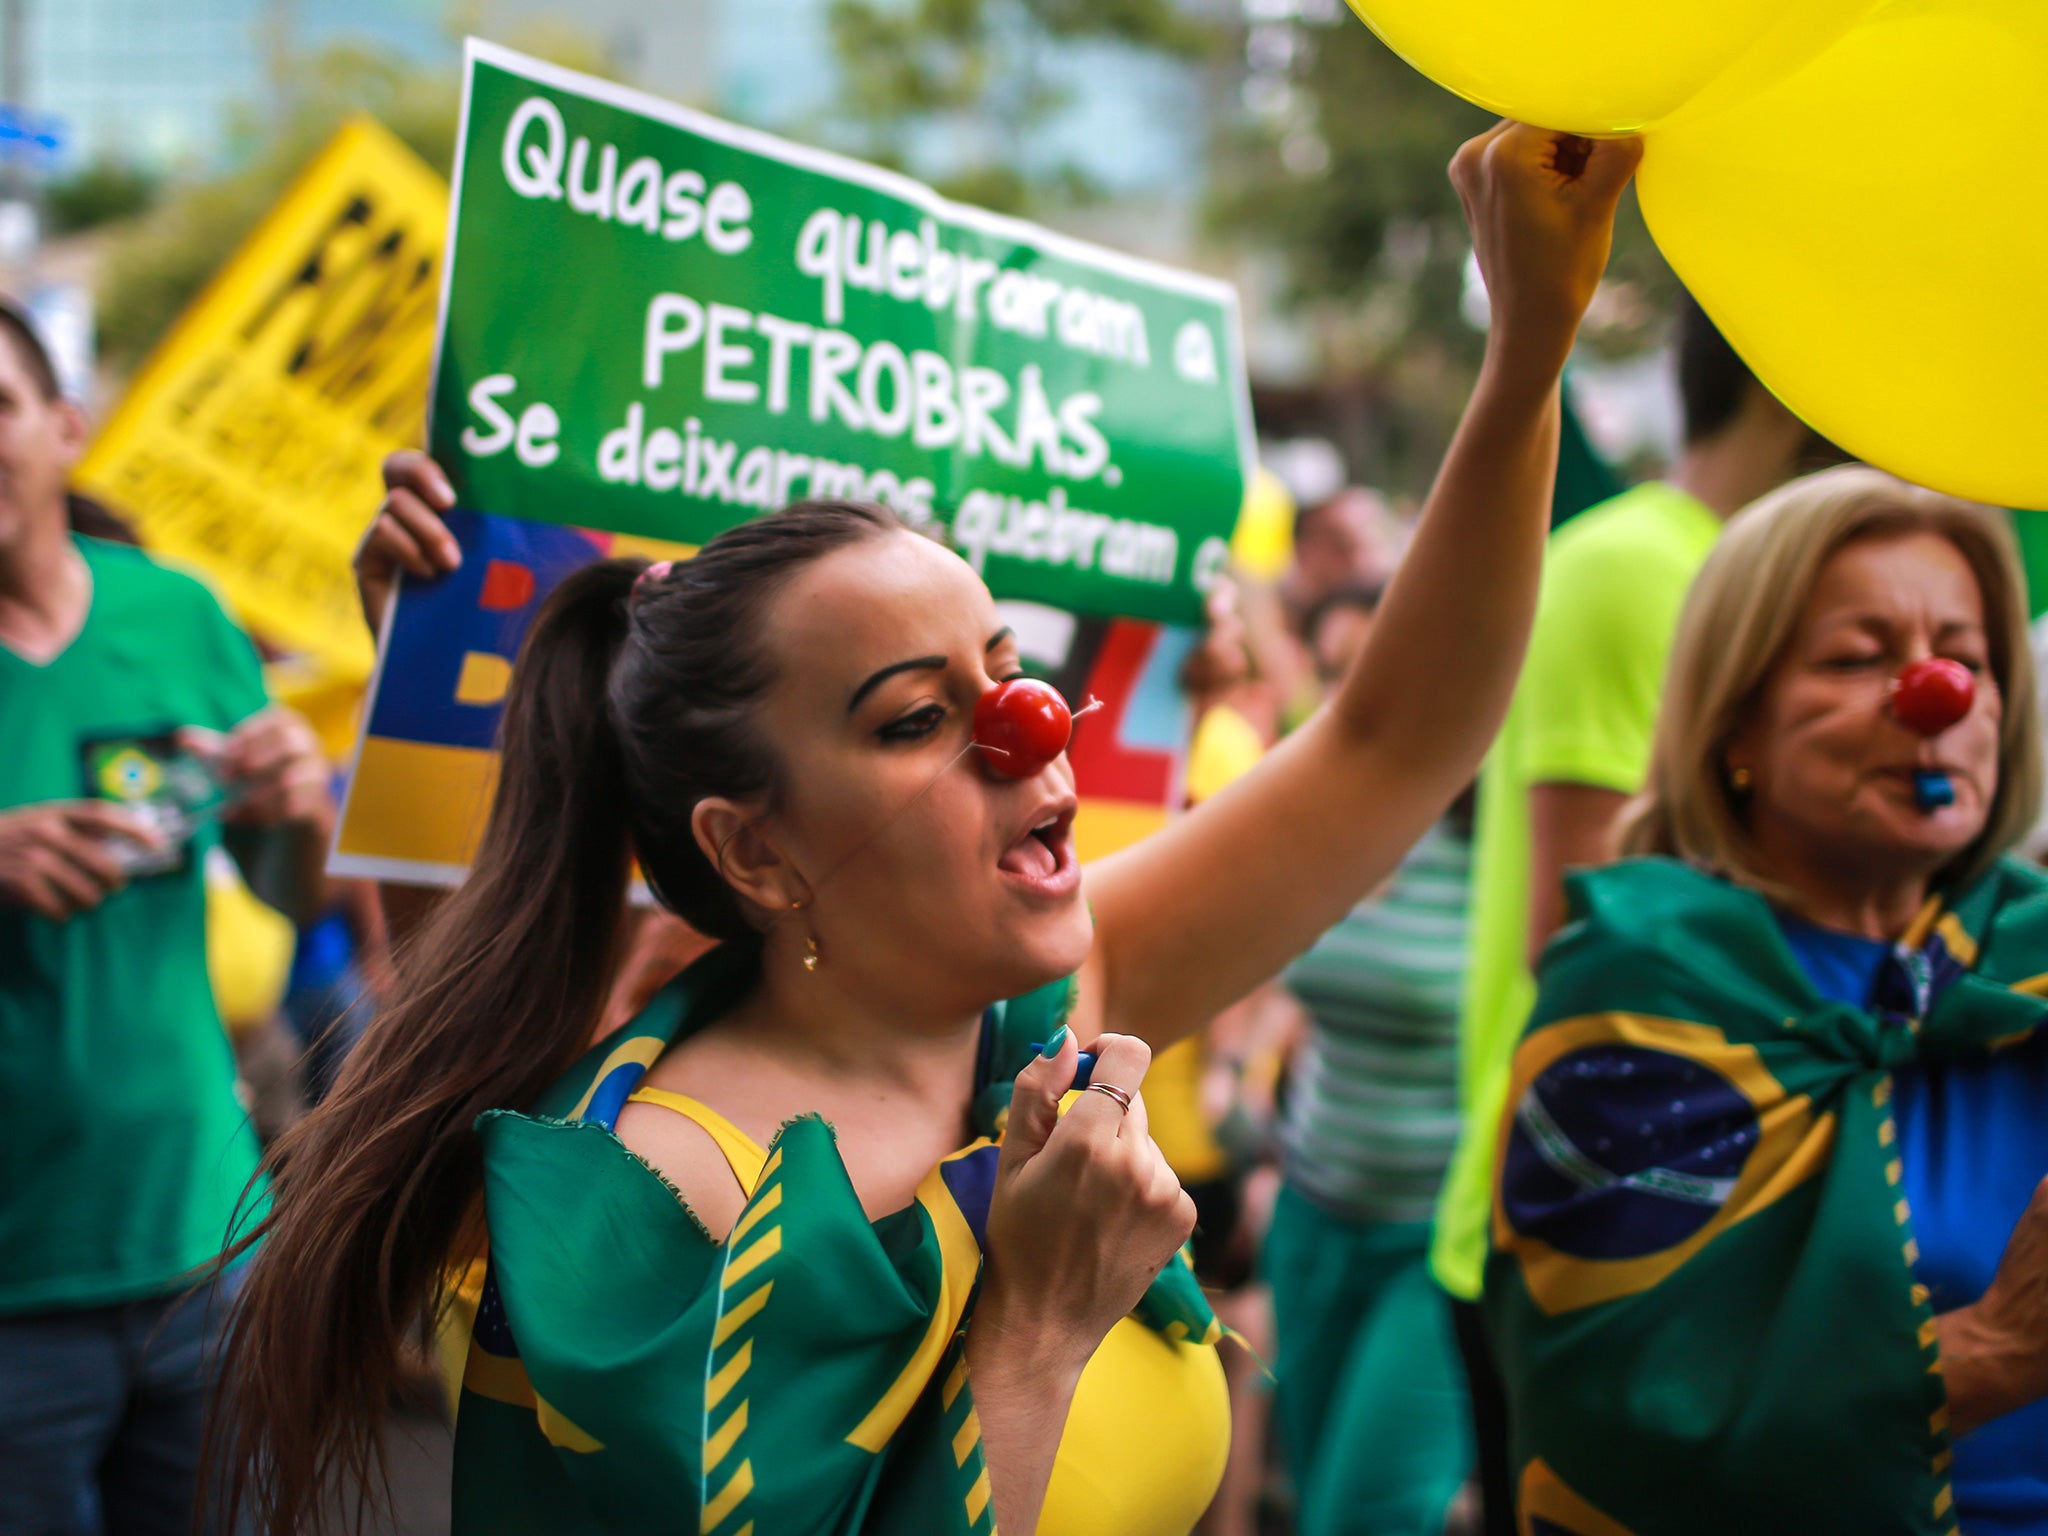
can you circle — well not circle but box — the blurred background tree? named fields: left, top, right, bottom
left=1205, top=5, right=1674, bottom=492
left=45, top=162, right=160, bottom=236
left=90, top=45, right=456, bottom=372
left=88, top=23, right=611, bottom=374
left=821, top=0, right=1674, bottom=495
left=823, top=0, right=1219, bottom=214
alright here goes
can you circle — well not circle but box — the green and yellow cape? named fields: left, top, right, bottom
left=449, top=941, right=1222, bottom=1535
left=1485, top=856, right=2048, bottom=1535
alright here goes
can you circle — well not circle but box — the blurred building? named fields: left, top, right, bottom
left=500, top=0, right=1211, bottom=214
left=6, top=0, right=434, bottom=170
left=9, top=0, right=264, bottom=169
left=7, top=0, right=1208, bottom=210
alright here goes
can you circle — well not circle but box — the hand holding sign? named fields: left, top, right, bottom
left=358, top=450, right=464, bottom=634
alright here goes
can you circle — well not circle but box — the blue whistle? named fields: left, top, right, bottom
left=1029, top=1045, right=1098, bottom=1090
left=1913, top=769, right=1955, bottom=813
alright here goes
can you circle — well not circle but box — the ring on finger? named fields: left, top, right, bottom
left=1084, top=1082, right=1133, bottom=1115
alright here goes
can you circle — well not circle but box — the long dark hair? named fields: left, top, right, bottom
left=211, top=500, right=899, bottom=1533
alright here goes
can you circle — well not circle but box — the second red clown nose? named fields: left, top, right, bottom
left=1890, top=658, right=1976, bottom=737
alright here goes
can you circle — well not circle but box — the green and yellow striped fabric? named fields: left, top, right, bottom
left=449, top=942, right=1221, bottom=1534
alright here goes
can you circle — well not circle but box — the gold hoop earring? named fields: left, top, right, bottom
left=1729, top=765, right=1754, bottom=791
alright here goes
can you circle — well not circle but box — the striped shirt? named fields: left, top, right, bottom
left=1279, top=819, right=1472, bottom=1223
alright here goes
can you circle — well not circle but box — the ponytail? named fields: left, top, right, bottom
left=211, top=560, right=643, bottom=1535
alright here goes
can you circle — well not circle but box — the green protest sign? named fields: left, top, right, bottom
left=432, top=40, right=1252, bottom=625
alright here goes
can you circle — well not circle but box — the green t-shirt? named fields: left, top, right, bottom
left=1429, top=483, right=1721, bottom=1300
left=0, top=535, right=270, bottom=1313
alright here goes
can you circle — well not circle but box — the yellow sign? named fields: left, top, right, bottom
left=76, top=116, right=450, bottom=679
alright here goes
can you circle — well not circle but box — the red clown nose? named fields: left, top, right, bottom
left=973, top=679, right=1074, bottom=779
left=1890, top=658, right=1976, bottom=737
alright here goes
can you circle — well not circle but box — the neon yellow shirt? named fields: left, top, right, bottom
left=1430, top=483, right=1722, bottom=1299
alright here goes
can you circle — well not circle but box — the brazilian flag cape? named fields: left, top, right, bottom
left=448, top=941, right=1224, bottom=1536
left=1484, top=855, right=2048, bottom=1536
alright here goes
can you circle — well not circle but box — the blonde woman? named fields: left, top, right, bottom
left=1484, top=468, right=2048, bottom=1536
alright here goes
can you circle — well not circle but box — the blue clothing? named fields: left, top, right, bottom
left=285, top=788, right=370, bottom=1103
left=285, top=775, right=358, bottom=998
left=286, top=909, right=354, bottom=994
left=282, top=962, right=368, bottom=1106
left=1777, top=912, right=2048, bottom=1535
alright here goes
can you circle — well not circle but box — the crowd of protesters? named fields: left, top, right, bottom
left=2, top=118, right=2045, bottom=1536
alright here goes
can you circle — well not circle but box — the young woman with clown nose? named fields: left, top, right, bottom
left=1487, top=469, right=2048, bottom=1535
left=213, top=123, right=1642, bottom=1536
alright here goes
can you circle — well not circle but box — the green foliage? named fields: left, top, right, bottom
left=825, top=0, right=1217, bottom=213
left=94, top=45, right=459, bottom=373
left=45, top=162, right=160, bottom=235
left=1209, top=14, right=1675, bottom=491
left=819, top=3, right=1674, bottom=494
left=1216, top=20, right=1484, bottom=310
left=1216, top=17, right=1671, bottom=340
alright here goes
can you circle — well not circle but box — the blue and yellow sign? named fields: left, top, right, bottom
left=332, top=505, right=1197, bottom=884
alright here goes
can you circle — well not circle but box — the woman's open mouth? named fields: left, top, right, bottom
left=997, top=805, right=1081, bottom=898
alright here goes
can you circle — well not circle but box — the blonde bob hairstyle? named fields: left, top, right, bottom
left=1623, top=465, right=2043, bottom=897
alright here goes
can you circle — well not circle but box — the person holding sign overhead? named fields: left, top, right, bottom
left=212, top=122, right=1642, bottom=1536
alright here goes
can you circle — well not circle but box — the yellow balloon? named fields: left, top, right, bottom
left=1640, top=0, right=2048, bottom=509
left=1345, top=0, right=1877, bottom=135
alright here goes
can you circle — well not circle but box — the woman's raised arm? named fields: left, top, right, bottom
left=1081, top=124, right=1643, bottom=1049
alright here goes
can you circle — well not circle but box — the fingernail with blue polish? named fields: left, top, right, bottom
left=1039, top=1026, right=1070, bottom=1059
